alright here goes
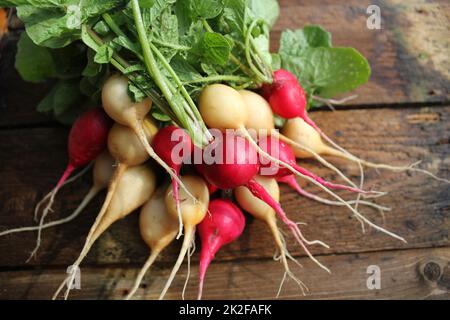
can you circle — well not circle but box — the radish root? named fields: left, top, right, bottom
left=52, top=164, right=126, bottom=300
left=1, top=185, right=100, bottom=238
left=159, top=227, right=195, bottom=300
left=125, top=250, right=160, bottom=300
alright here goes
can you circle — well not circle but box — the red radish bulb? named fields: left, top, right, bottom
left=197, top=199, right=245, bottom=299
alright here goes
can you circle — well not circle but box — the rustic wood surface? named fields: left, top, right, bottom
left=0, top=0, right=449, bottom=300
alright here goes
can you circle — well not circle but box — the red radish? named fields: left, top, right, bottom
left=152, top=126, right=193, bottom=237
left=125, top=188, right=179, bottom=300
left=277, top=175, right=391, bottom=213
left=30, top=108, right=112, bottom=261
left=197, top=132, right=330, bottom=270
left=0, top=151, right=114, bottom=238
left=268, top=70, right=306, bottom=119
left=159, top=175, right=209, bottom=300
left=197, top=199, right=245, bottom=300
left=257, top=135, right=379, bottom=196
left=53, top=164, right=157, bottom=300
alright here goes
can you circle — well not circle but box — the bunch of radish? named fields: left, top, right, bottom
left=4, top=67, right=448, bottom=301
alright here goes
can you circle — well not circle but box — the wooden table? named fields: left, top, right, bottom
left=0, top=0, right=449, bottom=300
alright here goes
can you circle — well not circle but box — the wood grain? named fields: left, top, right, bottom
left=0, top=247, right=448, bottom=300
left=0, top=106, right=448, bottom=267
left=1, top=1, right=449, bottom=127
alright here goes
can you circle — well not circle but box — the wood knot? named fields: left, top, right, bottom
left=423, top=262, right=441, bottom=282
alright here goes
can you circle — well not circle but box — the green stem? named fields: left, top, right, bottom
left=245, top=19, right=271, bottom=83
left=131, top=0, right=191, bottom=136
left=183, top=75, right=250, bottom=85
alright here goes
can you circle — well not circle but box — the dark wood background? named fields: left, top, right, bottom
left=0, top=0, right=449, bottom=299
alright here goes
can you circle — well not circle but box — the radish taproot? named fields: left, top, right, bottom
left=258, top=135, right=380, bottom=196
left=159, top=175, right=209, bottom=300
left=197, top=199, right=245, bottom=300
left=102, top=75, right=196, bottom=206
left=0, top=151, right=114, bottom=238
left=235, top=175, right=314, bottom=296
left=30, top=108, right=113, bottom=260
left=276, top=175, right=391, bottom=213
left=125, top=188, right=179, bottom=300
left=53, top=164, right=157, bottom=300
left=152, top=126, right=194, bottom=238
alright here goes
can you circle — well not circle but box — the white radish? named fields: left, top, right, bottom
left=159, top=175, right=209, bottom=300
left=125, top=188, right=179, bottom=300
left=53, top=164, right=157, bottom=300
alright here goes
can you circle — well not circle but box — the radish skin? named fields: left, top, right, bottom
left=159, top=175, right=209, bottom=300
left=125, top=188, right=179, bottom=300
left=152, top=126, right=194, bottom=238
left=197, top=199, right=245, bottom=300
left=53, top=164, right=156, bottom=300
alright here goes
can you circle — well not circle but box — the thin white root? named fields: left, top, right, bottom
left=159, top=228, right=194, bottom=300
left=277, top=133, right=360, bottom=190
left=53, top=165, right=125, bottom=300
left=0, top=186, right=100, bottom=237
left=33, top=163, right=92, bottom=222
left=272, top=227, right=308, bottom=298
left=182, top=237, right=196, bottom=300
left=312, top=94, right=358, bottom=109
left=125, top=250, right=160, bottom=300
left=251, top=130, right=404, bottom=242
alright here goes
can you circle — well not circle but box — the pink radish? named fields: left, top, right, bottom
left=30, top=108, right=113, bottom=260
left=53, top=164, right=157, bottom=300
left=197, top=199, right=245, bottom=300
left=159, top=175, right=209, bottom=300
left=152, top=125, right=193, bottom=237
left=125, top=188, right=179, bottom=300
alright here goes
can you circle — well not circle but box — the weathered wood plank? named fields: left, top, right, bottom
left=0, top=247, right=448, bottom=300
left=271, top=0, right=450, bottom=105
left=0, top=107, right=448, bottom=267
left=1, top=0, right=449, bottom=127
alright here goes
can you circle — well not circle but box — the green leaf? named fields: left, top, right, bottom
left=279, top=26, right=332, bottom=56
left=15, top=31, right=56, bottom=82
left=37, top=79, right=83, bottom=117
left=139, top=0, right=155, bottom=8
left=16, top=1, right=126, bottom=48
left=82, top=49, right=102, bottom=77
left=151, top=109, right=171, bottom=122
left=281, top=47, right=371, bottom=98
left=222, top=0, right=247, bottom=36
left=247, top=0, right=280, bottom=27
left=94, top=44, right=113, bottom=64
left=190, top=0, right=224, bottom=19
left=201, top=32, right=231, bottom=66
